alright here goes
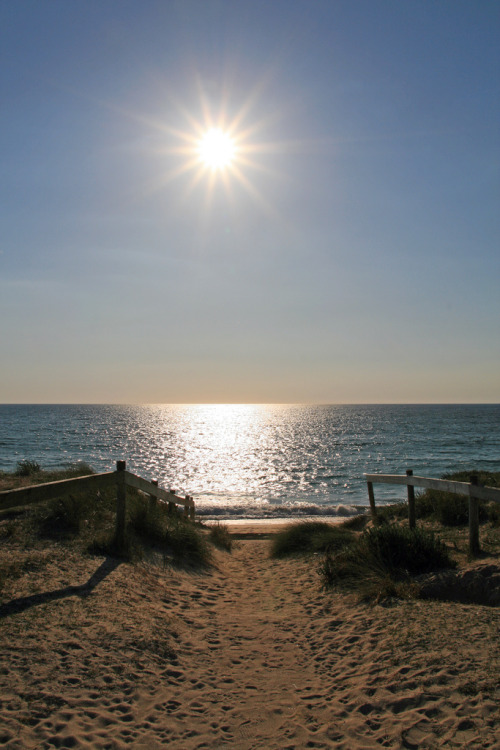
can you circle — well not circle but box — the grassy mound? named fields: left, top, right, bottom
left=0, top=464, right=214, bottom=569
left=270, top=521, right=354, bottom=558
left=320, top=524, right=455, bottom=602
left=125, top=497, right=212, bottom=566
left=0, top=461, right=96, bottom=491
left=208, top=523, right=233, bottom=552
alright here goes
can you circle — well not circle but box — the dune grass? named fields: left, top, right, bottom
left=377, top=470, right=500, bottom=527
left=270, top=492, right=485, bottom=602
left=125, top=497, right=212, bottom=566
left=270, top=521, right=355, bottom=558
left=320, top=524, right=456, bottom=602
left=207, top=522, right=233, bottom=552
left=0, top=461, right=96, bottom=491
left=318, top=472, right=500, bottom=601
left=0, top=463, right=214, bottom=569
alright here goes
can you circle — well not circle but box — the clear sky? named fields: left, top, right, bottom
left=1, top=0, right=499, bottom=404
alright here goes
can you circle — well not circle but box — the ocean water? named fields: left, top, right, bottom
left=0, top=404, right=499, bottom=519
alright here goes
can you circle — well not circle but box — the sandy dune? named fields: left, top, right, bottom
left=1, top=535, right=499, bottom=749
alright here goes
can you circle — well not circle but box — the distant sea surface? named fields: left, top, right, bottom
left=0, top=404, right=499, bottom=519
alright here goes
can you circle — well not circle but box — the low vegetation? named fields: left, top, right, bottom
left=208, top=522, right=233, bottom=552
left=273, top=471, right=500, bottom=602
left=124, top=496, right=212, bottom=566
left=377, top=470, right=500, bottom=527
left=0, top=463, right=223, bottom=575
left=0, top=461, right=95, bottom=491
left=270, top=521, right=354, bottom=558
left=14, top=459, right=42, bottom=477
left=320, top=524, right=455, bottom=602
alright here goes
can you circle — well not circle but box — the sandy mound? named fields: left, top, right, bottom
left=1, top=538, right=499, bottom=749
left=418, top=562, right=500, bottom=607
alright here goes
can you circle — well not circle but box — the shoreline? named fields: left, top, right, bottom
left=202, top=516, right=351, bottom=537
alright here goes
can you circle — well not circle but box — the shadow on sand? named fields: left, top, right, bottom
left=0, top=556, right=122, bottom=618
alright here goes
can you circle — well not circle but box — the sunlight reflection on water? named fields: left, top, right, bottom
left=1, top=404, right=499, bottom=517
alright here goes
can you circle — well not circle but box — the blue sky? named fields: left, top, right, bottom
left=1, top=0, right=499, bottom=403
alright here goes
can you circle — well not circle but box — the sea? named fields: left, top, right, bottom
left=0, top=404, right=499, bottom=520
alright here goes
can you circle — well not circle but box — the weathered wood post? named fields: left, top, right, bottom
left=115, top=460, right=127, bottom=547
left=168, top=489, right=176, bottom=515
left=367, top=481, right=377, bottom=522
left=183, top=496, right=190, bottom=519
left=149, top=480, right=158, bottom=513
left=189, top=496, right=195, bottom=522
left=469, top=474, right=480, bottom=556
left=406, top=469, right=416, bottom=530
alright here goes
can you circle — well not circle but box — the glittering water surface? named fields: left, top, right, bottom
left=0, top=404, right=499, bottom=517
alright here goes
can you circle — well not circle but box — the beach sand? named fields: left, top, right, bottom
left=1, top=528, right=499, bottom=749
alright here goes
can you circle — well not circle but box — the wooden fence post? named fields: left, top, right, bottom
left=116, top=460, right=127, bottom=547
left=367, top=481, right=377, bottom=522
left=149, top=480, right=158, bottom=513
left=168, top=489, right=176, bottom=515
left=469, top=474, right=480, bottom=556
left=406, top=469, right=416, bottom=530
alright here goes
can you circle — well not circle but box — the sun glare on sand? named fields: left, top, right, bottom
left=198, top=128, right=235, bottom=169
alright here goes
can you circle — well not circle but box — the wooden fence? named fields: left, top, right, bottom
left=364, top=469, right=500, bottom=555
left=0, top=460, right=195, bottom=546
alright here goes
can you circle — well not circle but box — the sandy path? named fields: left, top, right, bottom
left=1, top=538, right=499, bottom=749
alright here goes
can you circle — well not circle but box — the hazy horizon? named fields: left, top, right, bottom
left=2, top=401, right=499, bottom=407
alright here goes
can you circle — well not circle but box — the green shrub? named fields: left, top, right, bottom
left=340, top=514, right=369, bottom=531
left=375, top=470, right=500, bottom=527
left=271, top=521, right=354, bottom=558
left=127, top=499, right=211, bottom=567
left=320, top=523, right=455, bottom=601
left=487, top=502, right=500, bottom=527
left=363, top=524, right=453, bottom=575
left=208, top=523, right=233, bottom=552
left=167, top=518, right=211, bottom=566
left=61, top=462, right=95, bottom=477
left=89, top=529, right=143, bottom=562
left=35, top=490, right=110, bottom=539
left=39, top=495, right=85, bottom=536
left=15, top=460, right=41, bottom=477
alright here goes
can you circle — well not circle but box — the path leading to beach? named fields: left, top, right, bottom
left=1, top=538, right=499, bottom=749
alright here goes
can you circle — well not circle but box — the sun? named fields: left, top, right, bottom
left=198, top=128, right=235, bottom=169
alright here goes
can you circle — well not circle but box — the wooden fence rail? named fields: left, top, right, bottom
left=0, top=460, right=195, bottom=546
left=364, top=470, right=500, bottom=555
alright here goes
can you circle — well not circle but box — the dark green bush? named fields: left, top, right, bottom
left=363, top=524, right=453, bottom=575
left=376, top=470, right=500, bottom=527
left=320, top=523, right=455, bottom=600
left=35, top=490, right=110, bottom=539
left=128, top=499, right=211, bottom=567
left=271, top=521, right=354, bottom=558
left=38, top=495, right=85, bottom=536
left=61, top=462, right=95, bottom=477
left=89, top=529, right=143, bottom=563
left=487, top=502, right=500, bottom=527
left=15, top=460, right=41, bottom=477
left=208, top=523, right=233, bottom=552
left=340, top=514, right=369, bottom=531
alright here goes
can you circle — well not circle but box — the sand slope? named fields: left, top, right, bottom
left=1, top=538, right=499, bottom=749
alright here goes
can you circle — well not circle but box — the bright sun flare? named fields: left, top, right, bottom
left=198, top=128, right=235, bottom=169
